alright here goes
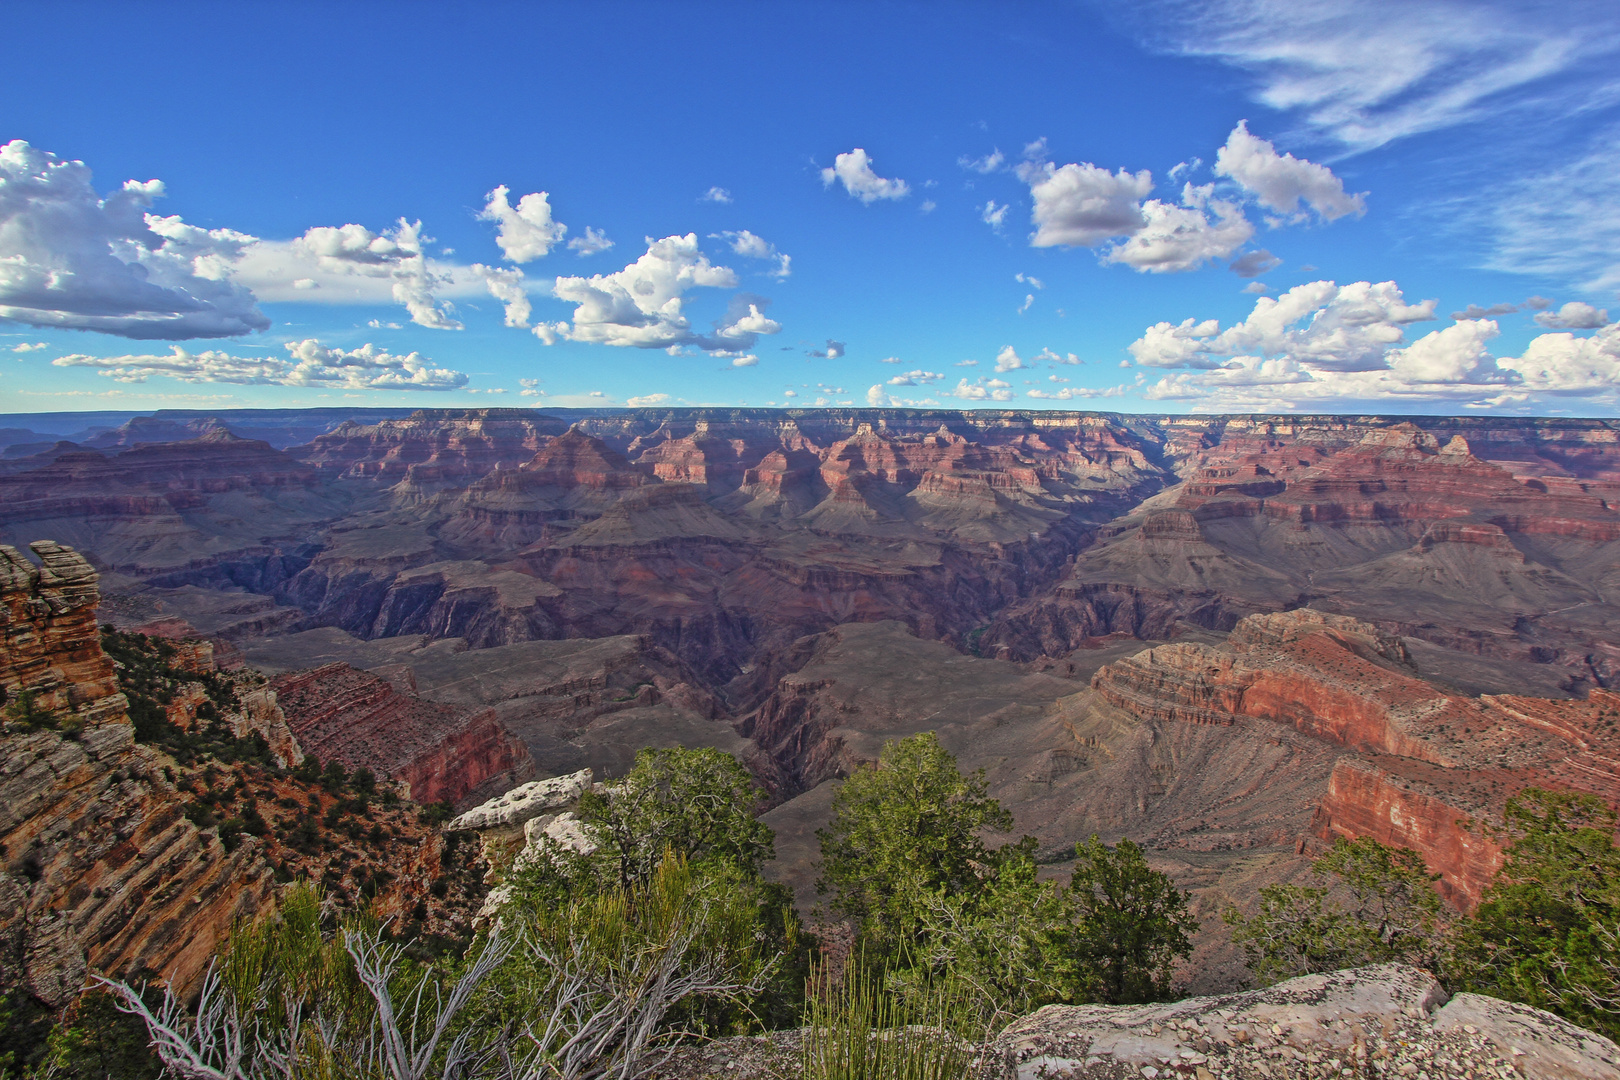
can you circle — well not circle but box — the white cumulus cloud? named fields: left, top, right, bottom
left=715, top=230, right=791, bottom=278
left=53, top=338, right=468, bottom=390
left=567, top=227, right=615, bottom=257
left=1498, top=323, right=1620, bottom=392
left=1214, top=121, right=1367, bottom=222
left=993, top=346, right=1025, bottom=373
left=1133, top=277, right=1620, bottom=410
left=1131, top=281, right=1437, bottom=372
left=821, top=149, right=910, bottom=204
left=0, top=140, right=268, bottom=340
left=948, top=376, right=1015, bottom=402
left=538, top=234, right=780, bottom=352
left=10, top=341, right=47, bottom=353
left=479, top=185, right=566, bottom=263
left=473, top=264, right=531, bottom=328
left=867, top=383, right=941, bottom=407
left=1016, top=150, right=1154, bottom=248
left=237, top=218, right=465, bottom=329
left=886, top=369, right=943, bottom=386
left=700, top=187, right=733, bottom=204
left=1230, top=248, right=1283, bottom=278
left=1103, top=184, right=1254, bottom=273
left=627, top=392, right=671, bottom=407
left=1534, top=300, right=1610, bottom=329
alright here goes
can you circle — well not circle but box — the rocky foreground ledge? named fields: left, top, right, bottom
left=654, top=965, right=1620, bottom=1080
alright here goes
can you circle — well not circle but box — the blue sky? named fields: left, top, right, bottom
left=3, top=0, right=1619, bottom=415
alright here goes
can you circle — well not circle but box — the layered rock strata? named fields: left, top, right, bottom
left=2, top=541, right=490, bottom=1008
left=1090, top=609, right=1620, bottom=906
left=270, top=662, right=532, bottom=807
left=0, top=543, right=274, bottom=1002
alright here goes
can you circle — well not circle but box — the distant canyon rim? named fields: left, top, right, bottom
left=5, top=405, right=1620, bottom=993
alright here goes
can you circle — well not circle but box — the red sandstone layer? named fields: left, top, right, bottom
left=271, top=662, right=531, bottom=807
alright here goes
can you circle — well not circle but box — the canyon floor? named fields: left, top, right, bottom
left=6, top=406, right=1620, bottom=994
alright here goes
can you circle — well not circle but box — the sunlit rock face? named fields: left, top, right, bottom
left=0, top=541, right=275, bottom=1003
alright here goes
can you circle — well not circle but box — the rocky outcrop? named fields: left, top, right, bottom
left=270, top=662, right=532, bottom=807
left=983, top=418, right=1620, bottom=680
left=991, top=964, right=1620, bottom=1080
left=1, top=542, right=126, bottom=726
left=1092, top=611, right=1432, bottom=755
left=292, top=408, right=569, bottom=488
left=447, top=768, right=592, bottom=832
left=653, top=965, right=1620, bottom=1079
left=0, top=724, right=278, bottom=1006
left=1310, top=757, right=1508, bottom=909
left=0, top=543, right=275, bottom=1002
left=0, top=431, right=317, bottom=505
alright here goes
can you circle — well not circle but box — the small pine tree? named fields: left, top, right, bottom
left=1067, top=835, right=1197, bottom=1003
left=816, top=732, right=1016, bottom=954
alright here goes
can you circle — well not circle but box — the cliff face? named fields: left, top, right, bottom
left=293, top=409, right=570, bottom=489
left=1, top=542, right=126, bottom=725
left=270, top=662, right=531, bottom=808
left=1, top=541, right=492, bottom=1009
left=0, top=431, right=335, bottom=588
left=1089, top=609, right=1620, bottom=907
left=0, top=542, right=276, bottom=1004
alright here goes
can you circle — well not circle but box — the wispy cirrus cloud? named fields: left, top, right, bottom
left=1115, top=0, right=1613, bottom=152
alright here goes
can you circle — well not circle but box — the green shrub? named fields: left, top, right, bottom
left=39, top=987, right=162, bottom=1080
left=573, top=745, right=775, bottom=893
left=816, top=732, right=1018, bottom=956
left=801, top=955, right=988, bottom=1080
left=899, top=853, right=1073, bottom=1026
left=1224, top=835, right=1448, bottom=987
left=1, top=687, right=60, bottom=734
left=1449, top=788, right=1620, bottom=1040
left=1067, top=835, right=1198, bottom=1004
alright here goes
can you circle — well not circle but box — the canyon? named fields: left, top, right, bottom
left=5, top=406, right=1620, bottom=996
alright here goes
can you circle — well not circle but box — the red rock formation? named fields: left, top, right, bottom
left=1310, top=757, right=1509, bottom=908
left=984, top=417, right=1620, bottom=675
left=0, top=542, right=125, bottom=724
left=0, top=431, right=316, bottom=506
left=270, top=663, right=531, bottom=807
left=1093, top=610, right=1620, bottom=906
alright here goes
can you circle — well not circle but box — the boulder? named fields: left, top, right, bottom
left=990, top=963, right=1620, bottom=1080
left=447, top=768, right=592, bottom=832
